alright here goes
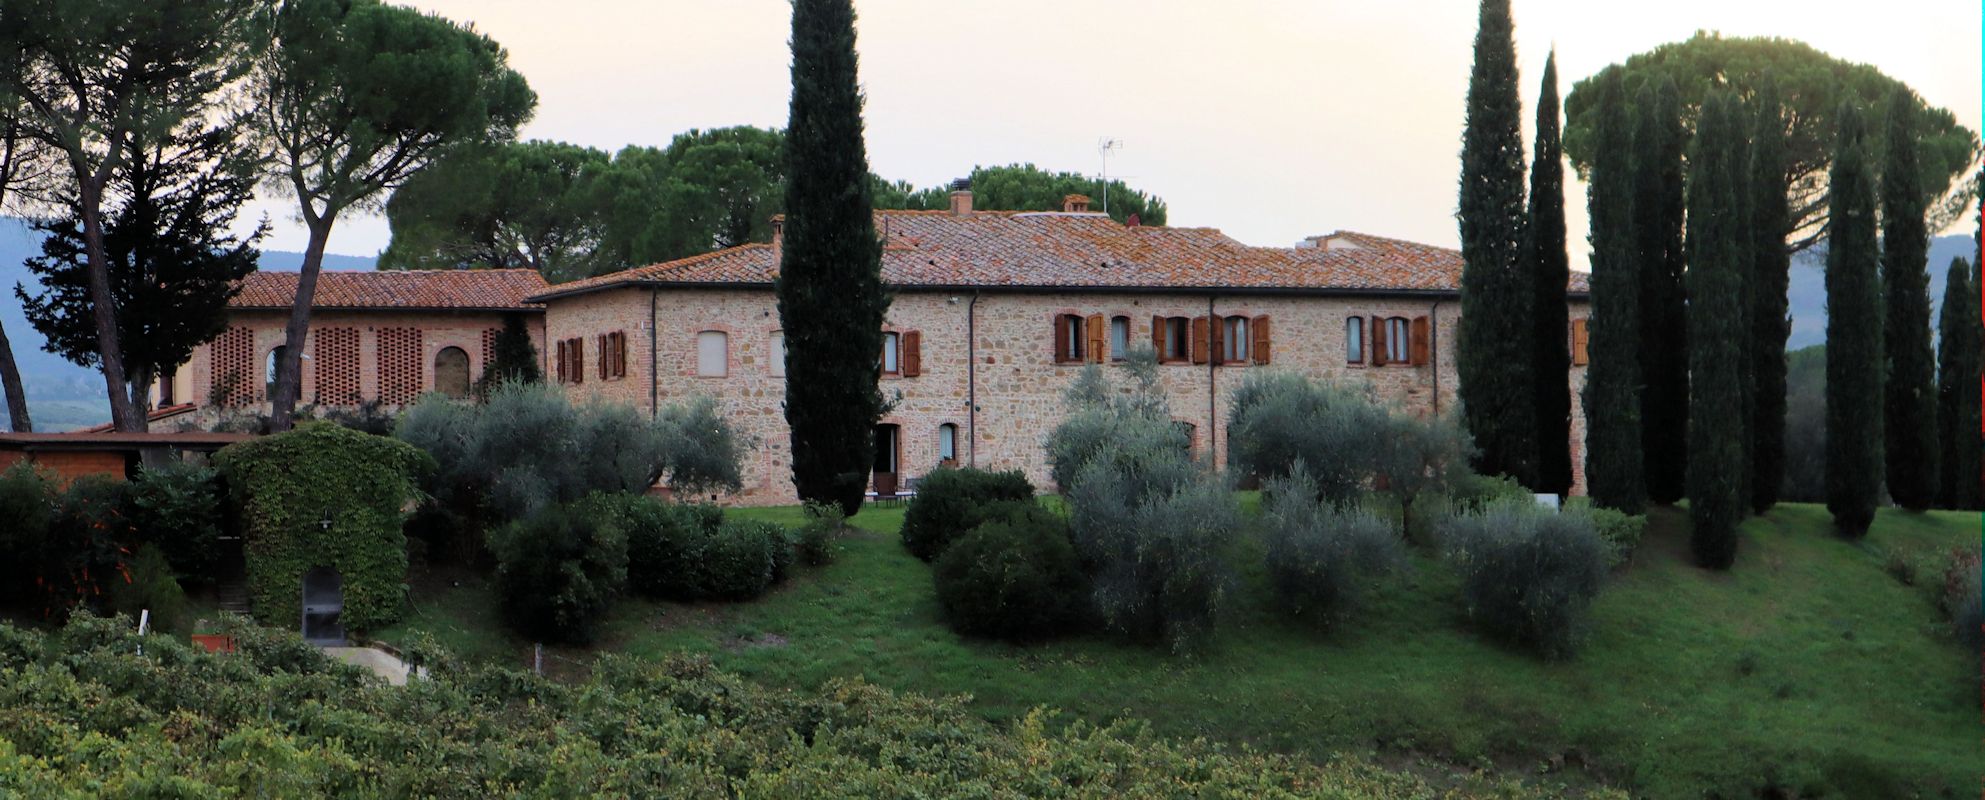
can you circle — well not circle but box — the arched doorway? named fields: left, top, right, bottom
left=265, top=345, right=287, bottom=402
left=434, top=346, right=470, bottom=399
left=300, top=566, right=345, bottom=644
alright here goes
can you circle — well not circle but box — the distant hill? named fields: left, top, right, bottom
left=1787, top=234, right=1973, bottom=349
left=0, top=216, right=377, bottom=430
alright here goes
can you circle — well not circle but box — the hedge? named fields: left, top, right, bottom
left=0, top=612, right=1610, bottom=798
left=214, top=422, right=431, bottom=634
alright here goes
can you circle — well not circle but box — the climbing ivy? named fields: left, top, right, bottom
left=213, top=423, right=431, bottom=633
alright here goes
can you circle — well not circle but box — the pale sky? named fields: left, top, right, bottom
left=246, top=0, right=1984, bottom=268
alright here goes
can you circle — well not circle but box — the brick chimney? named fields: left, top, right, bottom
left=1063, top=194, right=1091, bottom=213
left=948, top=178, right=973, bottom=216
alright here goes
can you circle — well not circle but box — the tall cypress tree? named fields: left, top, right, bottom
left=777, top=0, right=889, bottom=516
left=1525, top=52, right=1572, bottom=496
left=1936, top=252, right=1982, bottom=510
left=1747, top=79, right=1791, bottom=513
left=1456, top=0, right=1537, bottom=488
left=1878, top=89, right=1939, bottom=511
left=1581, top=71, right=1643, bottom=513
left=1824, top=102, right=1884, bottom=538
left=1685, top=92, right=1747, bottom=568
left=1633, top=76, right=1690, bottom=505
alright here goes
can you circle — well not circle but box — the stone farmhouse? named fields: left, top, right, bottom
left=172, top=190, right=1593, bottom=505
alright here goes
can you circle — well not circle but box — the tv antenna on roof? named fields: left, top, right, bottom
left=1096, top=137, right=1122, bottom=216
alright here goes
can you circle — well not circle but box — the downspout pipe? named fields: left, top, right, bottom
left=649, top=288, right=660, bottom=419
left=1430, top=299, right=1443, bottom=416
left=1207, top=294, right=1217, bottom=465
left=967, top=291, right=981, bottom=467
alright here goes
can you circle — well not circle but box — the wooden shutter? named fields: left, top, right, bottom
left=1085, top=314, right=1106, bottom=364
left=1151, top=316, right=1166, bottom=359
left=1191, top=316, right=1210, bottom=365
left=1409, top=316, right=1430, bottom=366
left=1053, top=315, right=1072, bottom=364
left=1211, top=317, right=1228, bottom=365
left=617, top=332, right=628, bottom=377
left=1252, top=315, right=1272, bottom=365
left=572, top=338, right=584, bottom=384
left=1571, top=319, right=1590, bottom=366
left=554, top=340, right=565, bottom=383
left=902, top=330, right=922, bottom=377
left=1372, top=319, right=1390, bottom=367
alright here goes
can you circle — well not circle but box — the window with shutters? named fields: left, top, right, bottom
left=1346, top=316, right=1365, bottom=364
left=1108, top=316, right=1130, bottom=361
left=937, top=423, right=958, bottom=465
left=696, top=331, right=728, bottom=377
left=1160, top=316, right=1191, bottom=363
left=1385, top=317, right=1410, bottom=364
left=882, top=331, right=901, bottom=374
left=1570, top=319, right=1590, bottom=366
left=566, top=338, right=585, bottom=384
left=769, top=331, right=786, bottom=377
left=1053, top=314, right=1086, bottom=364
left=1221, top=316, right=1249, bottom=364
left=612, top=331, right=628, bottom=378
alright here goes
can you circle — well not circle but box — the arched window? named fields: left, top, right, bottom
left=937, top=423, right=958, bottom=465
left=1346, top=316, right=1365, bottom=364
left=696, top=331, right=728, bottom=377
left=1108, top=316, right=1131, bottom=361
left=769, top=331, right=786, bottom=377
left=434, top=346, right=470, bottom=398
left=265, top=345, right=286, bottom=400
left=1222, top=316, right=1249, bottom=363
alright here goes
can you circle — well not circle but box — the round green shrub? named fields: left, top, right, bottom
left=0, top=463, right=57, bottom=604
left=901, top=468, right=1035, bottom=562
left=108, top=544, right=189, bottom=635
left=795, top=501, right=844, bottom=566
left=1441, top=499, right=1607, bottom=658
left=612, top=497, right=723, bottom=600
left=489, top=501, right=628, bottom=644
left=1261, top=468, right=1404, bottom=625
left=932, top=504, right=1086, bottom=642
left=1585, top=506, right=1647, bottom=567
left=213, top=422, right=431, bottom=634
left=697, top=520, right=786, bottom=601
left=130, top=461, right=226, bottom=583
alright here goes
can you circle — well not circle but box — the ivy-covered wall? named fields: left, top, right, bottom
left=214, top=423, right=431, bottom=634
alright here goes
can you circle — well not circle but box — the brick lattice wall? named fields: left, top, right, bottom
left=313, top=327, right=361, bottom=404
left=480, top=327, right=499, bottom=376
left=376, top=327, right=424, bottom=405
left=210, top=327, right=255, bottom=407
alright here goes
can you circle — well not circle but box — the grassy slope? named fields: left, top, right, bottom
left=380, top=502, right=1982, bottom=798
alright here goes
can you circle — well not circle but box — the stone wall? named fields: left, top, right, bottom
left=563, top=286, right=1591, bottom=505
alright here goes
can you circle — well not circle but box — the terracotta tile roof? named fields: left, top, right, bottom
left=230, top=270, right=548, bottom=311
left=529, top=212, right=1592, bottom=301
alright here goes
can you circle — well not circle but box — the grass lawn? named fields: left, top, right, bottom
left=379, top=501, right=1983, bottom=798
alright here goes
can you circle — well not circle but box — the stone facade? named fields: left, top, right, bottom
left=545, top=285, right=1591, bottom=505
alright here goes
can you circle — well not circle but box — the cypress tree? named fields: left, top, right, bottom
left=777, top=0, right=890, bottom=516
left=476, top=313, right=543, bottom=397
left=1456, top=0, right=1537, bottom=488
left=1747, top=79, right=1791, bottom=513
left=1936, top=253, right=1982, bottom=510
left=1633, top=77, right=1690, bottom=505
left=1824, top=102, right=1884, bottom=538
left=1581, top=71, right=1643, bottom=513
left=1525, top=52, right=1572, bottom=497
left=1685, top=93, right=1747, bottom=568
left=1878, top=89, right=1939, bottom=511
